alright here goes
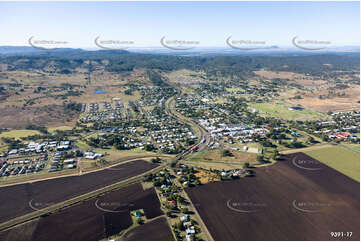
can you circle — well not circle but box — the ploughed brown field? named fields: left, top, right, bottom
left=186, top=153, right=360, bottom=241
left=0, top=160, right=158, bottom=224
left=123, top=217, right=174, bottom=241
left=0, top=183, right=164, bottom=240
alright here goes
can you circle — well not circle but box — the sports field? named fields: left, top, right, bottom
left=48, top=126, right=73, bottom=132
left=305, top=146, right=360, bottom=181
left=0, top=130, right=41, bottom=139
left=249, top=102, right=327, bottom=121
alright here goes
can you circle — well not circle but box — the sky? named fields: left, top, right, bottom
left=0, top=1, right=359, bottom=48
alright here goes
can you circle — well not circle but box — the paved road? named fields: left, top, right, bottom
left=164, top=92, right=214, bottom=240
left=0, top=164, right=164, bottom=232
left=0, top=154, right=170, bottom=188
left=165, top=92, right=211, bottom=153
left=0, top=91, right=214, bottom=240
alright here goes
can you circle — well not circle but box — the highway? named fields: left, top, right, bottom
left=164, top=91, right=211, bottom=159
left=0, top=91, right=213, bottom=240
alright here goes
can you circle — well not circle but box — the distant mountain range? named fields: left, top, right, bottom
left=0, top=46, right=129, bottom=58
left=0, top=45, right=359, bottom=57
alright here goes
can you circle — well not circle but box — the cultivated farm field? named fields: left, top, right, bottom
left=0, top=183, right=164, bottom=240
left=0, top=160, right=158, bottom=223
left=186, top=153, right=360, bottom=241
left=249, top=102, right=328, bottom=121
left=122, top=217, right=174, bottom=241
left=0, top=129, right=41, bottom=139
left=305, top=145, right=360, bottom=181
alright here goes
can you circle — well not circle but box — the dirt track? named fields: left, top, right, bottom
left=186, top=153, right=360, bottom=241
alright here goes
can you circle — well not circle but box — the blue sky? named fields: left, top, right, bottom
left=0, top=1, right=359, bottom=48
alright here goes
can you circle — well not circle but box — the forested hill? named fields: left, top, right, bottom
left=0, top=47, right=359, bottom=79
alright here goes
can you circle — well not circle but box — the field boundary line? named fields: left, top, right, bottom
left=0, top=154, right=169, bottom=188
left=280, top=144, right=333, bottom=154
left=0, top=165, right=164, bottom=232
left=339, top=144, right=360, bottom=154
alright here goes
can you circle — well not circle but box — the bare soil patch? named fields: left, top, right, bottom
left=123, top=217, right=174, bottom=241
left=0, top=183, right=164, bottom=240
left=0, top=160, right=158, bottom=224
left=186, top=153, right=360, bottom=240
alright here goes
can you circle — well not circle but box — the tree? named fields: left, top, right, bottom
left=243, top=162, right=250, bottom=169
left=136, top=217, right=144, bottom=224
left=124, top=89, right=133, bottom=95
left=221, top=149, right=233, bottom=157
left=177, top=222, right=185, bottom=231
left=321, top=135, right=329, bottom=142
left=307, top=136, right=315, bottom=144
left=256, top=155, right=264, bottom=163
left=151, top=157, right=161, bottom=163
left=271, top=150, right=279, bottom=160
left=145, top=144, right=156, bottom=151
left=291, top=141, right=305, bottom=148
left=181, top=207, right=189, bottom=213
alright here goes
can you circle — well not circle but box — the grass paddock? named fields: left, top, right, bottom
left=305, top=145, right=360, bottom=181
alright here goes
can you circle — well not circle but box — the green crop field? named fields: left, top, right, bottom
left=342, top=144, right=360, bottom=153
left=305, top=146, right=360, bottom=182
left=249, top=102, right=327, bottom=121
left=0, top=130, right=41, bottom=139
left=48, top=126, right=73, bottom=132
